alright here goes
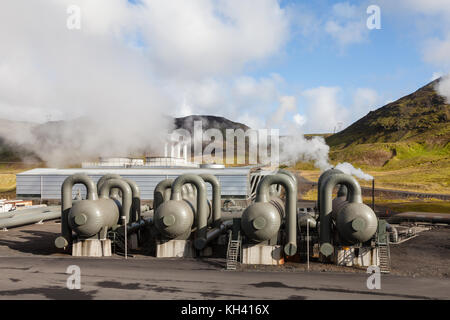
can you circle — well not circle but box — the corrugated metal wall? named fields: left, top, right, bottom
left=16, top=173, right=249, bottom=200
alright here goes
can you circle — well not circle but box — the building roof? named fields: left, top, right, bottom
left=17, top=167, right=253, bottom=176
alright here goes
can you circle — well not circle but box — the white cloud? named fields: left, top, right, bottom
left=293, top=113, right=307, bottom=127
left=352, top=88, right=379, bottom=118
left=324, top=2, right=369, bottom=47
left=301, top=86, right=348, bottom=133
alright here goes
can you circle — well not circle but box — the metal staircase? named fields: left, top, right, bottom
left=378, top=242, right=391, bottom=273
left=226, top=231, right=241, bottom=270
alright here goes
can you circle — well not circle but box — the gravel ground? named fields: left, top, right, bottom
left=0, top=220, right=449, bottom=279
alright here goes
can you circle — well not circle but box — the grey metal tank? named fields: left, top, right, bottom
left=154, top=199, right=194, bottom=239
left=241, top=202, right=281, bottom=242
left=335, top=202, right=378, bottom=244
left=68, top=198, right=119, bottom=238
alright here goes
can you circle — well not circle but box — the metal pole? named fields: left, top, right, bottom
left=307, top=221, right=310, bottom=272
left=122, top=216, right=127, bottom=260
left=372, top=179, right=375, bottom=211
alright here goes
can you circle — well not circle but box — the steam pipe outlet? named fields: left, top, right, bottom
left=56, top=173, right=98, bottom=248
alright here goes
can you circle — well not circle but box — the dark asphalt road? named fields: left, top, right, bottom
left=0, top=256, right=448, bottom=300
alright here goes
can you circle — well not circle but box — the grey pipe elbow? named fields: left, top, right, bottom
left=123, top=178, right=141, bottom=223
left=317, top=168, right=343, bottom=212
left=97, top=174, right=122, bottom=200
left=255, top=174, right=298, bottom=256
left=319, top=173, right=362, bottom=256
left=99, top=178, right=132, bottom=225
left=154, top=179, right=173, bottom=211
left=199, top=173, right=222, bottom=228
left=171, top=174, right=208, bottom=250
left=57, top=173, right=98, bottom=248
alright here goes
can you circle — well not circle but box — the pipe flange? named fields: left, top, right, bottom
left=252, top=217, right=267, bottom=230
left=320, top=242, right=334, bottom=257
left=74, top=214, right=87, bottom=226
left=351, top=218, right=366, bottom=231
left=162, top=215, right=176, bottom=227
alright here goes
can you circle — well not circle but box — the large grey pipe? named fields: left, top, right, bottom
left=203, top=220, right=233, bottom=246
left=154, top=179, right=174, bottom=211
left=99, top=178, right=132, bottom=225
left=170, top=174, right=208, bottom=250
left=319, top=173, right=362, bottom=257
left=57, top=174, right=98, bottom=248
left=123, top=178, right=141, bottom=223
left=317, top=168, right=343, bottom=212
left=0, top=211, right=16, bottom=219
left=278, top=169, right=298, bottom=185
left=199, top=174, right=221, bottom=228
left=0, top=206, right=61, bottom=229
left=97, top=174, right=121, bottom=200
left=256, top=174, right=298, bottom=256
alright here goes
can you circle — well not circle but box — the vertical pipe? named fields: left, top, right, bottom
left=199, top=174, right=221, bottom=227
left=123, top=178, right=141, bottom=223
left=372, top=179, right=375, bottom=211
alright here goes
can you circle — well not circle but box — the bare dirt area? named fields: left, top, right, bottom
left=1, top=220, right=449, bottom=279
left=389, top=226, right=450, bottom=278
left=0, top=220, right=449, bottom=299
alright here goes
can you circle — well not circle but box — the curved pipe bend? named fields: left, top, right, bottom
left=317, top=168, right=343, bottom=212
left=256, top=173, right=298, bottom=256
left=319, top=173, right=362, bottom=257
left=153, top=179, right=174, bottom=211
left=170, top=174, right=208, bottom=250
left=56, top=173, right=97, bottom=248
left=97, top=174, right=121, bottom=200
left=99, top=178, right=132, bottom=225
left=123, top=178, right=141, bottom=223
left=199, top=174, right=222, bottom=228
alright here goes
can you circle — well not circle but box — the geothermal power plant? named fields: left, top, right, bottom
left=5, top=153, right=396, bottom=272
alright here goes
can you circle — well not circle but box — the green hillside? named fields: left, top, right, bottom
left=301, top=78, right=450, bottom=195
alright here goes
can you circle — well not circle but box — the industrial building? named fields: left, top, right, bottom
left=16, top=167, right=272, bottom=201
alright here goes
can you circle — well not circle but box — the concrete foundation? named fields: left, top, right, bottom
left=242, top=244, right=284, bottom=265
left=156, top=240, right=196, bottom=258
left=334, top=246, right=379, bottom=267
left=72, top=239, right=112, bottom=257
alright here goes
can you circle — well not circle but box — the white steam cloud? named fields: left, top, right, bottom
left=0, top=0, right=289, bottom=166
left=274, top=98, right=374, bottom=181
